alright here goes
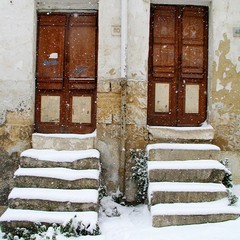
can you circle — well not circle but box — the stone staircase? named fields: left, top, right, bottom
left=147, top=143, right=240, bottom=227
left=0, top=133, right=100, bottom=234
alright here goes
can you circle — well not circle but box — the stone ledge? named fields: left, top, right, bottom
left=32, top=132, right=96, bottom=150
left=148, top=125, right=214, bottom=141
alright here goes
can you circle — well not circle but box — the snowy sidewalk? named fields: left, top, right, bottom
left=1, top=186, right=240, bottom=240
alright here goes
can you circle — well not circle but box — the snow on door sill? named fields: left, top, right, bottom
left=148, top=124, right=214, bottom=141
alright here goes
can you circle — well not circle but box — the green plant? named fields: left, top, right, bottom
left=98, top=184, right=108, bottom=200
left=3, top=216, right=100, bottom=239
left=221, top=158, right=238, bottom=205
left=131, top=149, right=148, bottom=204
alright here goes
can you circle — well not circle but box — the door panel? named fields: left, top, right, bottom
left=68, top=15, right=96, bottom=80
left=148, top=5, right=208, bottom=126
left=178, top=6, right=208, bottom=125
left=35, top=13, right=97, bottom=134
left=148, top=6, right=178, bottom=126
left=37, top=15, right=66, bottom=90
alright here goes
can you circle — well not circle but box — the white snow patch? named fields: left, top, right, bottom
left=148, top=124, right=213, bottom=131
left=20, top=149, right=100, bottom=162
left=148, top=160, right=226, bottom=171
left=0, top=209, right=98, bottom=226
left=14, top=168, right=99, bottom=181
left=1, top=186, right=240, bottom=239
left=9, top=188, right=98, bottom=203
left=33, top=131, right=96, bottom=139
left=148, top=182, right=226, bottom=194
left=151, top=199, right=240, bottom=216
left=146, top=143, right=220, bottom=152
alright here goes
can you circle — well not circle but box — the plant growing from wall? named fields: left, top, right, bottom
left=130, top=149, right=148, bottom=204
left=221, top=158, right=238, bottom=205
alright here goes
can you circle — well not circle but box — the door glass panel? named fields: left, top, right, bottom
left=72, top=96, right=92, bottom=123
left=185, top=84, right=199, bottom=114
left=41, top=96, right=60, bottom=122
left=155, top=83, right=170, bottom=112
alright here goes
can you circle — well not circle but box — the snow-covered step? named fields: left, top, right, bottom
left=32, top=132, right=96, bottom=151
left=20, top=149, right=100, bottom=170
left=8, top=188, right=99, bottom=212
left=0, top=208, right=98, bottom=233
left=151, top=200, right=240, bottom=227
left=148, top=182, right=227, bottom=205
left=148, top=160, right=227, bottom=183
left=14, top=168, right=100, bottom=189
left=147, top=143, right=220, bottom=161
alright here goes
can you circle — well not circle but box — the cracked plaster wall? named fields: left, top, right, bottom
left=210, top=0, right=240, bottom=182
left=0, top=0, right=36, bottom=204
left=97, top=0, right=150, bottom=201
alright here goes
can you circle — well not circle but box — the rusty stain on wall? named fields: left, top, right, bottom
left=212, top=33, right=240, bottom=150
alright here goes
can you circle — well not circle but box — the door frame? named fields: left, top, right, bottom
left=34, top=12, right=98, bottom=134
left=147, top=4, right=209, bottom=127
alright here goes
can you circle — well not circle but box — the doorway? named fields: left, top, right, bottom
left=148, top=5, right=208, bottom=126
left=35, top=13, right=98, bottom=133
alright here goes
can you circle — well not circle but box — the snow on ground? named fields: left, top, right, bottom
left=0, top=186, right=240, bottom=240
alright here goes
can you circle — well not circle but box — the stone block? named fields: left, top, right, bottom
left=32, top=134, right=95, bottom=150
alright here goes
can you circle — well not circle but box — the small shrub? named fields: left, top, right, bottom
left=3, top=216, right=100, bottom=239
left=221, top=158, right=238, bottom=205
left=130, top=149, right=148, bottom=204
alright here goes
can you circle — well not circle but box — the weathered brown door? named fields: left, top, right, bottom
left=35, top=13, right=98, bottom=133
left=148, top=5, right=208, bottom=126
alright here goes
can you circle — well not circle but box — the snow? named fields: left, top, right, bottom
left=148, top=159, right=226, bottom=170
left=148, top=182, right=226, bottom=193
left=98, top=186, right=240, bottom=240
left=151, top=198, right=240, bottom=215
left=0, top=209, right=98, bottom=226
left=148, top=124, right=213, bottom=131
left=146, top=143, right=221, bottom=152
left=20, top=149, right=100, bottom=162
left=15, top=168, right=100, bottom=181
left=9, top=188, right=98, bottom=203
left=33, top=131, right=96, bottom=139
left=0, top=186, right=240, bottom=240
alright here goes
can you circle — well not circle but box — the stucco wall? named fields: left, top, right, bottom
left=210, top=0, right=240, bottom=183
left=0, top=0, right=36, bottom=204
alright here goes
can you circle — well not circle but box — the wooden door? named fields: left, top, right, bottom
left=35, top=13, right=98, bottom=133
left=148, top=5, right=208, bottom=126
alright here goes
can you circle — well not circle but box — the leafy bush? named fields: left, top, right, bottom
left=130, top=149, right=148, bottom=204
left=221, top=158, right=238, bottom=205
left=3, top=216, right=100, bottom=240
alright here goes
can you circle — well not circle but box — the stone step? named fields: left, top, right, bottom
left=148, top=182, right=227, bottom=205
left=147, top=143, right=220, bottom=161
left=8, top=188, right=99, bottom=212
left=151, top=200, right=240, bottom=227
left=32, top=132, right=96, bottom=151
left=20, top=149, right=100, bottom=170
left=148, top=160, right=227, bottom=183
left=14, top=168, right=99, bottom=189
left=0, top=208, right=98, bottom=233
